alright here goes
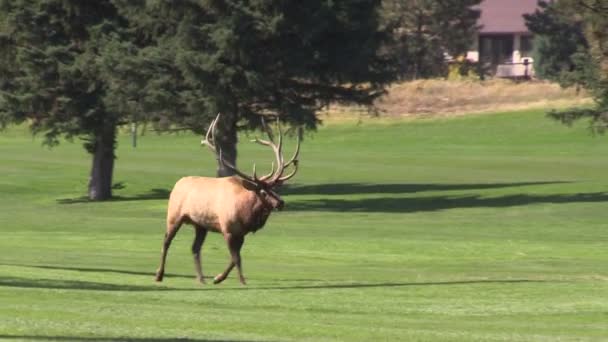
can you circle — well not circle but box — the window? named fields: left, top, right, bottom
left=520, top=35, right=533, bottom=58
left=479, top=35, right=514, bottom=65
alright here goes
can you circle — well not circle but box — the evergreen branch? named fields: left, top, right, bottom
left=577, top=0, right=608, bottom=14
left=547, top=108, right=608, bottom=134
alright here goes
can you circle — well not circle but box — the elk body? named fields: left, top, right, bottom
left=155, top=114, right=301, bottom=285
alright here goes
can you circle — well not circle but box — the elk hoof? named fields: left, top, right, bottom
left=196, top=276, right=206, bottom=285
left=213, top=275, right=225, bottom=284
left=155, top=271, right=164, bottom=282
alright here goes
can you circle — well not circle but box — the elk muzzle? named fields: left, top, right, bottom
left=276, top=199, right=285, bottom=211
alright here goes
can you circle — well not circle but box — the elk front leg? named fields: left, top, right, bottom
left=155, top=220, right=182, bottom=282
left=192, top=227, right=208, bottom=284
left=213, top=233, right=246, bottom=285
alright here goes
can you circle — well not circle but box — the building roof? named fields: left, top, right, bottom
left=477, top=0, right=540, bottom=34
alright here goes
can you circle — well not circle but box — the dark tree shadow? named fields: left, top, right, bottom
left=56, top=181, right=568, bottom=204
left=243, top=279, right=549, bottom=291
left=285, top=192, right=608, bottom=213
left=1, top=264, right=326, bottom=286
left=58, top=188, right=170, bottom=204
left=0, top=276, right=191, bottom=292
left=281, top=181, right=568, bottom=196
left=0, top=336, right=254, bottom=342
left=0, top=271, right=551, bottom=293
left=0, top=263, right=194, bottom=280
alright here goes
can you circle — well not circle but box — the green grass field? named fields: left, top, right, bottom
left=1, top=110, right=607, bottom=341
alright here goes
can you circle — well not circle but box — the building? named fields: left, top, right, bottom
left=466, top=0, right=540, bottom=78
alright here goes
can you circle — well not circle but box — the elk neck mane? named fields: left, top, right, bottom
left=232, top=176, right=274, bottom=233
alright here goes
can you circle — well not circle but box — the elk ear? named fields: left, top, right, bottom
left=240, top=178, right=261, bottom=191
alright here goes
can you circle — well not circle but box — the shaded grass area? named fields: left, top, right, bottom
left=0, top=263, right=549, bottom=292
left=57, top=188, right=171, bottom=204
left=0, top=337, right=232, bottom=342
left=281, top=181, right=568, bottom=195
left=288, top=190, right=608, bottom=213
left=1, top=109, right=608, bottom=341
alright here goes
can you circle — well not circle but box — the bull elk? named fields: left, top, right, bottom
left=155, top=114, right=301, bottom=285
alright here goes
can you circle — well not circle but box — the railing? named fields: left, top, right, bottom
left=495, top=59, right=533, bottom=79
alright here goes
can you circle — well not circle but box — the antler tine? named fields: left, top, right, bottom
left=201, top=113, right=221, bottom=153
left=278, top=160, right=299, bottom=182
left=262, top=116, right=275, bottom=142
left=251, top=117, right=274, bottom=148
left=266, top=117, right=285, bottom=183
left=218, top=149, right=259, bottom=185
left=259, top=162, right=275, bottom=181
left=276, top=118, right=284, bottom=166
left=250, top=115, right=283, bottom=182
left=205, top=114, right=300, bottom=186
left=266, top=124, right=301, bottom=185
left=202, top=113, right=259, bottom=185
left=277, top=127, right=302, bottom=182
left=283, top=127, right=302, bottom=167
left=259, top=117, right=284, bottom=184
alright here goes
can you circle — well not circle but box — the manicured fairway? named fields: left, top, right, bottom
left=1, top=110, right=607, bottom=341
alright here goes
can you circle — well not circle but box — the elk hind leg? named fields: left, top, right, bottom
left=155, top=219, right=182, bottom=282
left=192, top=226, right=208, bottom=284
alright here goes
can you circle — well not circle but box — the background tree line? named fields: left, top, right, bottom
left=525, top=0, right=608, bottom=132
left=0, top=0, right=481, bottom=201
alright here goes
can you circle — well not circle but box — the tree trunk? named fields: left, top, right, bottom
left=88, top=124, right=116, bottom=201
left=215, top=115, right=238, bottom=177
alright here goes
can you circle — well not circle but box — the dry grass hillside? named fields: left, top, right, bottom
left=322, top=79, right=592, bottom=122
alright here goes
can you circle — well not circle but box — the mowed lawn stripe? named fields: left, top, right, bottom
left=1, top=109, right=607, bottom=341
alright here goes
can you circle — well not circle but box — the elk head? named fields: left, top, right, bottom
left=201, top=113, right=301, bottom=211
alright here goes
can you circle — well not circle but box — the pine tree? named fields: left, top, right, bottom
left=0, top=0, right=153, bottom=200
left=525, top=0, right=608, bottom=132
left=1, top=0, right=399, bottom=195
left=117, top=0, right=398, bottom=176
left=381, top=0, right=482, bottom=79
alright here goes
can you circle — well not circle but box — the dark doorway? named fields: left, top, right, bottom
left=479, top=34, right=514, bottom=73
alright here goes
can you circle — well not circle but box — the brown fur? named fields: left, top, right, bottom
left=156, top=114, right=300, bottom=285
left=155, top=175, right=283, bottom=285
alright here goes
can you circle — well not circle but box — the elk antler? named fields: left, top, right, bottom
left=202, top=114, right=301, bottom=186
left=277, top=127, right=302, bottom=182
left=251, top=117, right=302, bottom=186
left=201, top=114, right=259, bottom=185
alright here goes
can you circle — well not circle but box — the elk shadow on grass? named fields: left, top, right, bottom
left=0, top=275, right=197, bottom=292
left=286, top=192, right=608, bottom=213
left=0, top=273, right=549, bottom=294
left=0, top=263, right=194, bottom=280
left=0, top=263, right=323, bottom=287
